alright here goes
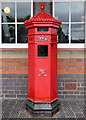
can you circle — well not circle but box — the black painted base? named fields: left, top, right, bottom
left=25, top=99, right=60, bottom=117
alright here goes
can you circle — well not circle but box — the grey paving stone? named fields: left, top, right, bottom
left=75, top=113, right=84, bottom=118
left=8, top=108, right=20, bottom=118
left=18, top=110, right=30, bottom=118
left=2, top=100, right=16, bottom=118
left=1, top=99, right=86, bottom=119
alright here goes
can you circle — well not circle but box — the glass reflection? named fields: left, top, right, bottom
left=2, top=24, right=15, bottom=43
left=71, top=3, right=84, bottom=22
left=2, top=3, right=15, bottom=22
left=17, top=3, right=31, bottom=22
left=55, top=3, right=69, bottom=22
left=71, top=24, right=85, bottom=43
left=17, top=24, right=28, bottom=43
left=58, top=24, right=69, bottom=43
left=33, top=2, right=52, bottom=15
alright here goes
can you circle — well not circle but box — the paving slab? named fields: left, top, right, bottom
left=1, top=99, right=86, bottom=119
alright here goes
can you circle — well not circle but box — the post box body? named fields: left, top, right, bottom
left=24, top=5, right=62, bottom=117
left=28, top=27, right=58, bottom=102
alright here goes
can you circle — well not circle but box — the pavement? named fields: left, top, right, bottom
left=1, top=99, right=86, bottom=120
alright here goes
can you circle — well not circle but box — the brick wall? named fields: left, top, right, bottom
left=1, top=58, right=28, bottom=74
left=0, top=53, right=85, bottom=99
left=58, top=58, right=85, bottom=74
left=1, top=58, right=85, bottom=75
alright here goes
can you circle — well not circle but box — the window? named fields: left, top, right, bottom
left=33, top=1, right=52, bottom=15
left=58, top=24, right=69, bottom=43
left=54, top=0, right=85, bottom=48
left=0, top=0, right=31, bottom=48
left=2, top=24, right=15, bottom=43
left=71, top=24, right=85, bottom=43
left=71, top=3, right=84, bottom=22
left=71, top=2, right=85, bottom=44
left=2, top=3, right=15, bottom=22
left=17, top=24, right=28, bottom=43
left=2, top=3, right=15, bottom=43
left=55, top=3, right=69, bottom=22
left=17, top=3, right=31, bottom=22
left=0, top=0, right=85, bottom=48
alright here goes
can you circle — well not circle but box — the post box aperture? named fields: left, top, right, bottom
left=38, top=45, right=48, bottom=57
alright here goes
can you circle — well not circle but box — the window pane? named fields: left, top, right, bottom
left=17, top=24, right=28, bottom=43
left=33, top=2, right=52, bottom=15
left=71, top=24, right=85, bottom=43
left=58, top=24, right=69, bottom=43
left=55, top=3, right=69, bottom=22
left=71, top=3, right=84, bottom=22
left=17, top=3, right=31, bottom=22
left=2, top=24, right=15, bottom=43
left=2, top=3, right=15, bottom=22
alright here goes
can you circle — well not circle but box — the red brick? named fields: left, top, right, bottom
left=21, top=59, right=28, bottom=62
left=58, top=70, right=66, bottom=74
left=18, top=63, right=28, bottom=66
left=84, top=63, right=86, bottom=66
left=0, top=59, right=2, bottom=62
left=71, top=67, right=76, bottom=71
left=76, top=59, right=82, bottom=62
left=0, top=63, right=2, bottom=66
left=10, top=59, right=15, bottom=62
left=84, top=59, right=86, bottom=62
left=0, top=66, right=2, bottom=71
left=22, top=67, right=28, bottom=71
left=65, top=67, right=70, bottom=71
left=58, top=59, right=64, bottom=62
left=70, top=59, right=76, bottom=62
left=79, top=63, right=84, bottom=66
left=67, top=63, right=78, bottom=67
left=58, top=67, right=65, bottom=71
left=82, top=59, right=84, bottom=62
left=10, top=67, right=15, bottom=71
left=18, top=71, right=28, bottom=74
left=7, top=63, right=18, bottom=66
left=16, top=67, right=22, bottom=71
left=58, top=63, right=66, bottom=67
left=2, top=70, right=6, bottom=74
left=82, top=67, right=85, bottom=71
left=82, top=58, right=86, bottom=62
left=16, top=59, right=21, bottom=62
left=2, top=62, right=7, bottom=66
left=77, top=67, right=82, bottom=71
left=4, top=58, right=9, bottom=62
left=64, top=59, right=70, bottom=62
left=67, top=70, right=79, bottom=74
left=7, top=71, right=18, bottom=74
left=79, top=70, right=84, bottom=74
left=4, top=66, right=9, bottom=71
left=84, top=67, right=86, bottom=71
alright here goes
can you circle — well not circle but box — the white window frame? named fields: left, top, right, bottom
left=54, top=0, right=86, bottom=48
left=0, top=0, right=85, bottom=48
left=0, top=0, right=33, bottom=48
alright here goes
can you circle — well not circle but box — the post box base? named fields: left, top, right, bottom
left=25, top=99, right=60, bottom=117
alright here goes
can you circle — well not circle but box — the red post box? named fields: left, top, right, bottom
left=24, top=4, right=62, bottom=117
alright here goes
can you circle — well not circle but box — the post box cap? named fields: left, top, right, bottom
left=24, top=4, right=62, bottom=28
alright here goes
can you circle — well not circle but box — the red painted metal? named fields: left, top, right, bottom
left=24, top=4, right=62, bottom=103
